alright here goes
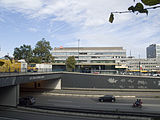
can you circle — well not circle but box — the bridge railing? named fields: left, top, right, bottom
left=0, top=69, right=157, bottom=77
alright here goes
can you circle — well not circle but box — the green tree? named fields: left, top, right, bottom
left=65, top=56, right=76, bottom=72
left=109, top=0, right=160, bottom=23
left=33, top=38, right=53, bottom=63
left=13, top=44, right=33, bottom=63
left=29, top=56, right=41, bottom=63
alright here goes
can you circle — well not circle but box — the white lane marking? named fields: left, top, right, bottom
left=143, top=104, right=160, bottom=107
left=0, top=117, right=20, bottom=120
left=115, top=96, right=135, bottom=98
left=96, top=102, right=131, bottom=106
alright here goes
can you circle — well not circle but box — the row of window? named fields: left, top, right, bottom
left=128, top=62, right=158, bottom=64
left=55, top=60, right=115, bottom=63
left=54, top=56, right=125, bottom=59
left=128, top=66, right=159, bottom=68
left=52, top=52, right=126, bottom=56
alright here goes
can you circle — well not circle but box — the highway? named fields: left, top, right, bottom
left=0, top=107, right=110, bottom=120
left=20, top=90, right=160, bottom=114
left=1, top=90, right=159, bottom=120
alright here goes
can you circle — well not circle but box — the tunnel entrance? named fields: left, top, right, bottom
left=20, top=78, right=61, bottom=92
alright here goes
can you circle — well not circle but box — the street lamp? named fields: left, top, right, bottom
left=78, top=39, right=80, bottom=72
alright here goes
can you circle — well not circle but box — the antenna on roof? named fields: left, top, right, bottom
left=130, top=50, right=131, bottom=56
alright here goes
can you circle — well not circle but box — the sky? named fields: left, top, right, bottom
left=0, top=0, right=160, bottom=58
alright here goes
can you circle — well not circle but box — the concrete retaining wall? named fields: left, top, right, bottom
left=61, top=73, right=160, bottom=89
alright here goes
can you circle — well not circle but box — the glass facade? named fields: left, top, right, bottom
left=147, top=44, right=160, bottom=58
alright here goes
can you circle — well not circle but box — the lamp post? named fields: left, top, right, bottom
left=78, top=39, right=80, bottom=72
left=138, top=54, right=141, bottom=76
left=139, top=61, right=141, bottom=76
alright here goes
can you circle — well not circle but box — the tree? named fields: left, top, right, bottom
left=29, top=56, right=41, bottom=63
left=65, top=56, right=76, bottom=72
left=13, top=44, right=33, bottom=63
left=33, top=38, right=53, bottom=63
left=109, top=0, right=160, bottom=23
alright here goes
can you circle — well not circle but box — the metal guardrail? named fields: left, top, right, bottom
left=0, top=70, right=159, bottom=77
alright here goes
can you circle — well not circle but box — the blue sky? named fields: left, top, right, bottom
left=0, top=0, right=160, bottom=58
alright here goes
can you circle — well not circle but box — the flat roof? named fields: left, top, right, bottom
left=54, top=47, right=124, bottom=50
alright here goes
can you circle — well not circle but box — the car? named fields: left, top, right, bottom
left=19, top=96, right=36, bottom=106
left=98, top=95, right=116, bottom=102
left=153, top=74, right=160, bottom=77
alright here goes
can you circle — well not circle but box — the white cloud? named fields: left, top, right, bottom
left=0, top=0, right=134, bottom=26
left=0, top=0, right=160, bottom=58
left=0, top=0, right=42, bottom=10
left=28, top=27, right=38, bottom=32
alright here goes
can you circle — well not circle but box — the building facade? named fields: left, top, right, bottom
left=52, top=47, right=127, bottom=73
left=126, top=58, right=160, bottom=74
left=146, top=44, right=160, bottom=58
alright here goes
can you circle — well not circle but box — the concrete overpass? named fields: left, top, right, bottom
left=0, top=72, right=62, bottom=106
left=0, top=72, right=160, bottom=107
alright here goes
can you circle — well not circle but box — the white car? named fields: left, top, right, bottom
left=153, top=74, right=160, bottom=77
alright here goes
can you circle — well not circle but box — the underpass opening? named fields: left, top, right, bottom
left=19, top=78, right=61, bottom=102
left=20, top=78, right=61, bottom=92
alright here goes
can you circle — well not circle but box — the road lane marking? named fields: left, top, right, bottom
left=115, top=96, right=135, bottom=98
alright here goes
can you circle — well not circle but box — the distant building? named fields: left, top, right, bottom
left=52, top=47, right=127, bottom=73
left=126, top=58, right=160, bottom=74
left=146, top=44, right=160, bottom=58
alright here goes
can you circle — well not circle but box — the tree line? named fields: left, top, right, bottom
left=13, top=38, right=76, bottom=72
left=13, top=38, right=54, bottom=63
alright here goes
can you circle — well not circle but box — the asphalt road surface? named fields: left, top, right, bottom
left=0, top=107, right=114, bottom=120
left=20, top=91, right=160, bottom=114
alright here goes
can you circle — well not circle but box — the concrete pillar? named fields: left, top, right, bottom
left=0, top=85, right=19, bottom=107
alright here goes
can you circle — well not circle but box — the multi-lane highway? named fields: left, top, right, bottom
left=1, top=90, right=160, bottom=120
left=0, top=107, right=110, bottom=120
left=20, top=90, right=160, bottom=114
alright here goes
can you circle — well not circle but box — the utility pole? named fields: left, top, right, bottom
left=139, top=54, right=141, bottom=76
left=78, top=39, right=80, bottom=72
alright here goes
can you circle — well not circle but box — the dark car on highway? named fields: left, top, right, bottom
left=98, top=95, right=116, bottom=102
left=19, top=96, right=36, bottom=106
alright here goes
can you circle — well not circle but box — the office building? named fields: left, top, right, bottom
left=126, top=58, right=160, bottom=74
left=52, top=47, right=127, bottom=73
left=146, top=44, right=160, bottom=58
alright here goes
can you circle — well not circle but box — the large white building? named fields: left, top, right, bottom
left=52, top=47, right=127, bottom=73
left=51, top=46, right=160, bottom=75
